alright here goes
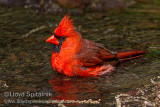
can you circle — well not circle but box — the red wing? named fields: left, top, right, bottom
left=76, top=39, right=116, bottom=67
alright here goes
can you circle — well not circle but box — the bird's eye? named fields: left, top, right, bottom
left=62, top=37, right=65, bottom=39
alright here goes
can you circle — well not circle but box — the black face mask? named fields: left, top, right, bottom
left=52, top=33, right=66, bottom=53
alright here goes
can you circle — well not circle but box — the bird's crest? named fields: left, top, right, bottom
left=54, top=14, right=75, bottom=37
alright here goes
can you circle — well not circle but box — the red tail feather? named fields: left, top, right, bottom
left=117, top=50, right=146, bottom=61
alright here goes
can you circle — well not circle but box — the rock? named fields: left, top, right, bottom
left=47, top=3, right=62, bottom=14
left=57, top=0, right=81, bottom=8
left=88, top=0, right=126, bottom=12
left=0, top=0, right=9, bottom=5
left=57, top=0, right=92, bottom=9
left=103, top=0, right=125, bottom=11
left=126, top=0, right=137, bottom=7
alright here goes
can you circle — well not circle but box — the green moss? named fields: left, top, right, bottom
left=146, top=48, right=160, bottom=58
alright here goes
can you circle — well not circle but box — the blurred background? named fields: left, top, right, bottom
left=0, top=0, right=160, bottom=14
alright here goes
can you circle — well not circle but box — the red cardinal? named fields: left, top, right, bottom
left=46, top=14, right=145, bottom=77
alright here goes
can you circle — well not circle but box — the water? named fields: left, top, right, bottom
left=0, top=6, right=160, bottom=107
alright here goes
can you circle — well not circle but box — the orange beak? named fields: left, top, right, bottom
left=46, top=35, right=59, bottom=45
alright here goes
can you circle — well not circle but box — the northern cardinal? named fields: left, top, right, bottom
left=46, top=14, right=145, bottom=77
